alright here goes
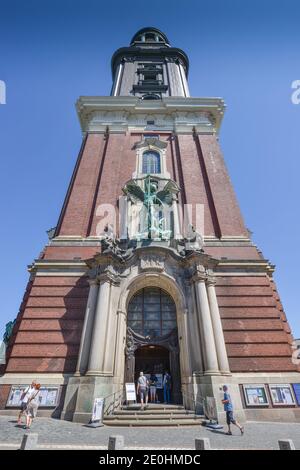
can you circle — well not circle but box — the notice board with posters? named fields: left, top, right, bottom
left=269, top=384, right=296, bottom=406
left=6, top=385, right=60, bottom=407
left=292, top=383, right=300, bottom=405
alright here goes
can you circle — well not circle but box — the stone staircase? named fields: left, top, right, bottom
left=103, top=403, right=204, bottom=427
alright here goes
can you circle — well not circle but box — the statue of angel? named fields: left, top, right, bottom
left=123, top=176, right=179, bottom=239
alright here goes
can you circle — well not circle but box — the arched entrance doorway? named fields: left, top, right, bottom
left=125, top=287, right=182, bottom=403
left=134, top=345, right=169, bottom=403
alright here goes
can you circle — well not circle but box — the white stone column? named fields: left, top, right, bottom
left=86, top=277, right=112, bottom=375
left=172, top=198, right=182, bottom=240
left=114, top=309, right=127, bottom=381
left=119, top=196, right=128, bottom=240
left=112, top=62, right=123, bottom=96
left=194, top=275, right=220, bottom=375
left=207, top=277, right=231, bottom=375
left=75, top=279, right=99, bottom=375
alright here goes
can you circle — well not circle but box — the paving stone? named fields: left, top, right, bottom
left=0, top=416, right=300, bottom=450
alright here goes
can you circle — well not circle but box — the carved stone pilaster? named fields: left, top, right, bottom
left=97, top=265, right=121, bottom=286
left=190, top=263, right=207, bottom=283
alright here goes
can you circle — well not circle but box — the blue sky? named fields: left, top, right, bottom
left=0, top=0, right=299, bottom=338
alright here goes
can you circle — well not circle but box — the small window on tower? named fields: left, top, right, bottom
left=145, top=33, right=156, bottom=42
left=142, top=150, right=161, bottom=174
left=144, top=73, right=157, bottom=81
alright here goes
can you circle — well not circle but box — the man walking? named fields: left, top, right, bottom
left=163, top=370, right=171, bottom=404
left=137, top=371, right=149, bottom=410
left=222, top=385, right=244, bottom=435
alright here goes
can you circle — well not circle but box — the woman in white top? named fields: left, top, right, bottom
left=17, top=381, right=36, bottom=425
left=24, top=383, right=41, bottom=429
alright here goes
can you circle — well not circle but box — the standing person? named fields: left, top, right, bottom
left=24, top=383, right=41, bottom=429
left=149, top=372, right=158, bottom=403
left=17, top=381, right=36, bottom=425
left=136, top=371, right=149, bottom=410
left=163, top=370, right=171, bottom=404
left=221, top=385, right=244, bottom=435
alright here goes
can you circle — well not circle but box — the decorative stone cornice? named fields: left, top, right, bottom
left=97, top=266, right=121, bottom=286
left=76, top=96, right=225, bottom=135
left=216, top=259, right=275, bottom=275
left=190, top=263, right=207, bottom=283
left=134, top=138, right=168, bottom=150
left=206, top=275, right=217, bottom=287
left=28, top=259, right=87, bottom=276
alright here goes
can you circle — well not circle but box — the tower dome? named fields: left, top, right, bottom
left=111, top=27, right=189, bottom=98
left=130, top=27, right=170, bottom=47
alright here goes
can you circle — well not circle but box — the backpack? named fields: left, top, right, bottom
left=165, top=374, right=171, bottom=386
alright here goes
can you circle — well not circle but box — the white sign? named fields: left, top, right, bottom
left=91, top=398, right=104, bottom=422
left=125, top=383, right=137, bottom=402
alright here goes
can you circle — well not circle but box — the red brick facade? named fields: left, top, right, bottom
left=3, top=130, right=298, bottom=376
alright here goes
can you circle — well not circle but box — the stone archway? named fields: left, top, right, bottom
left=124, top=285, right=182, bottom=404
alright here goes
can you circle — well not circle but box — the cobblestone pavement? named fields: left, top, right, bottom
left=0, top=416, right=299, bottom=450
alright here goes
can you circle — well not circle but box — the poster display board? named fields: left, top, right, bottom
left=6, top=385, right=59, bottom=407
left=269, top=384, right=295, bottom=406
left=125, top=383, right=137, bottom=402
left=91, top=398, right=104, bottom=422
left=145, top=373, right=163, bottom=389
left=204, top=397, right=217, bottom=421
left=292, top=383, right=300, bottom=406
left=243, top=384, right=269, bottom=406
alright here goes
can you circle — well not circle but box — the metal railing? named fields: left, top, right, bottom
left=182, top=390, right=219, bottom=423
left=103, top=388, right=125, bottom=416
left=182, top=390, right=206, bottom=416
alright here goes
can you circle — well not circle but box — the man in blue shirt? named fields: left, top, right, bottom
left=222, top=385, right=244, bottom=435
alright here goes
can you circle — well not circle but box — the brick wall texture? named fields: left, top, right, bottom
left=3, top=131, right=298, bottom=375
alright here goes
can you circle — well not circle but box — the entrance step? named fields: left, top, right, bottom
left=115, top=409, right=196, bottom=415
left=103, top=417, right=204, bottom=427
left=103, top=404, right=204, bottom=427
left=121, top=404, right=185, bottom=411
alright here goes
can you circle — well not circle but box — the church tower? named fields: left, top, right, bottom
left=1, top=28, right=299, bottom=423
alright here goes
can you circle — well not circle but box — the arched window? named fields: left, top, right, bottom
left=141, top=93, right=161, bottom=100
left=142, top=150, right=161, bottom=174
left=128, top=287, right=177, bottom=338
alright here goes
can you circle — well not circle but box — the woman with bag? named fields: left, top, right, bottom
left=24, top=383, right=41, bottom=429
left=17, top=381, right=36, bottom=425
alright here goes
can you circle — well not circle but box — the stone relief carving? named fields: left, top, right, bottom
left=140, top=254, right=165, bottom=271
left=99, top=223, right=134, bottom=261
left=125, top=326, right=179, bottom=356
left=85, top=110, right=215, bottom=131
left=90, top=111, right=128, bottom=124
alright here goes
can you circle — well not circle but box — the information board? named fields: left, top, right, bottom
left=269, top=384, right=295, bottom=406
left=243, top=384, right=269, bottom=406
left=6, top=385, right=59, bottom=407
left=292, top=383, right=300, bottom=406
left=91, top=398, right=104, bottom=422
left=125, top=383, right=137, bottom=401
